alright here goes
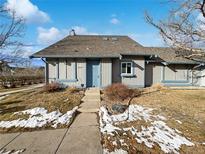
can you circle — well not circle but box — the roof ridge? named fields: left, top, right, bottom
left=67, top=34, right=129, bottom=37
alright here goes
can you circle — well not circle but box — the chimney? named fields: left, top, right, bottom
left=69, top=29, right=76, bottom=36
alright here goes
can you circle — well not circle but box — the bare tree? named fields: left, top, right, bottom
left=145, top=0, right=205, bottom=62
left=0, top=3, right=25, bottom=64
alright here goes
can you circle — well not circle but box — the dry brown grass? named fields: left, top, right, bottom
left=101, top=88, right=205, bottom=153
left=130, top=89, right=205, bottom=153
left=0, top=87, right=84, bottom=132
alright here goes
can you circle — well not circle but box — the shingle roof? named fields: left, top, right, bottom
left=32, top=35, right=144, bottom=58
left=136, top=47, right=199, bottom=64
left=31, top=35, right=199, bottom=64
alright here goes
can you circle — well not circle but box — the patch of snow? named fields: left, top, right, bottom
left=99, top=105, right=194, bottom=154
left=0, top=95, right=8, bottom=101
left=99, top=105, right=165, bottom=135
left=157, top=115, right=167, bottom=121
left=128, top=105, right=153, bottom=122
left=198, top=120, right=202, bottom=124
left=103, top=149, right=128, bottom=154
left=175, top=120, right=182, bottom=124
left=119, top=139, right=127, bottom=146
left=15, top=107, right=48, bottom=116
left=174, top=128, right=182, bottom=134
left=99, top=106, right=121, bottom=135
left=0, top=107, right=78, bottom=129
left=112, top=141, right=117, bottom=146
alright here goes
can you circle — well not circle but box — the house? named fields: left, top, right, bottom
left=31, top=34, right=205, bottom=88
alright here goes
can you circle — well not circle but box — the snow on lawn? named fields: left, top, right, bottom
left=103, top=149, right=128, bottom=154
left=0, top=95, right=8, bottom=100
left=99, top=105, right=194, bottom=154
left=0, top=106, right=78, bottom=129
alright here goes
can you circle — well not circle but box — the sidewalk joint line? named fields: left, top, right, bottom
left=0, top=133, right=22, bottom=150
left=54, top=128, right=69, bottom=154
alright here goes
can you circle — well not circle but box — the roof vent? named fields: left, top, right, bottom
left=69, top=29, right=76, bottom=36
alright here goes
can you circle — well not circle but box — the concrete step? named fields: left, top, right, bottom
left=80, top=102, right=100, bottom=108
left=84, top=93, right=100, bottom=96
left=81, top=99, right=101, bottom=103
left=82, top=96, right=100, bottom=102
left=77, top=108, right=99, bottom=113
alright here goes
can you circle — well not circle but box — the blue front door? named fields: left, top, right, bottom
left=87, top=60, right=100, bottom=87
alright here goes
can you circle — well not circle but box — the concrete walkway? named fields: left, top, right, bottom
left=0, top=84, right=44, bottom=97
left=0, top=88, right=102, bottom=154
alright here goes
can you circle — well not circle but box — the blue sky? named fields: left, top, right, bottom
left=2, top=0, right=172, bottom=66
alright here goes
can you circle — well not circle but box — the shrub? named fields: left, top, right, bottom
left=67, top=87, right=80, bottom=94
left=43, top=82, right=64, bottom=93
left=105, top=83, right=134, bottom=101
left=151, top=83, right=167, bottom=91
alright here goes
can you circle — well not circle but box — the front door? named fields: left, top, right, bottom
left=86, top=60, right=100, bottom=87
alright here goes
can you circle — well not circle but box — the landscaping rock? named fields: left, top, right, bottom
left=112, top=104, right=128, bottom=113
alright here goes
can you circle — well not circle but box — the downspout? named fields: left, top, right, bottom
left=41, top=58, right=49, bottom=84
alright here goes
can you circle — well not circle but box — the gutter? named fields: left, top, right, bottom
left=193, top=63, right=205, bottom=69
left=40, top=58, right=49, bottom=64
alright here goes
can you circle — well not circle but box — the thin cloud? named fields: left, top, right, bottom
left=110, top=18, right=120, bottom=25
left=37, top=26, right=98, bottom=45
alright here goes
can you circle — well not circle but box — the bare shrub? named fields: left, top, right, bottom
left=67, top=87, right=80, bottom=94
left=43, top=82, right=64, bottom=93
left=105, top=83, right=134, bottom=101
left=151, top=83, right=167, bottom=91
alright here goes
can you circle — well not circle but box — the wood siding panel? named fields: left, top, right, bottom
left=101, top=58, right=112, bottom=87
left=66, top=59, right=72, bottom=80
left=47, top=59, right=57, bottom=82
left=59, top=59, right=66, bottom=79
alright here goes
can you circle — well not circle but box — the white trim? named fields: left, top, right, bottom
left=121, top=61, right=133, bottom=76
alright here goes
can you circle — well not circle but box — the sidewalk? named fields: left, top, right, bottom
left=0, top=84, right=44, bottom=97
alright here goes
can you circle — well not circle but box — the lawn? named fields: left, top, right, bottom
left=0, top=87, right=84, bottom=133
left=100, top=88, right=205, bottom=154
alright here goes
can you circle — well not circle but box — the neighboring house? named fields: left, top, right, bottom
left=31, top=34, right=205, bottom=88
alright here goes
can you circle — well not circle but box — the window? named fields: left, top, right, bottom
left=121, top=62, right=133, bottom=76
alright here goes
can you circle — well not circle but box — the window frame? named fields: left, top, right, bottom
left=121, top=61, right=133, bottom=76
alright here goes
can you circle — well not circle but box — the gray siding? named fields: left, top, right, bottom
left=101, top=58, right=112, bottom=87
left=59, top=59, right=67, bottom=79
left=47, top=58, right=86, bottom=87
left=145, top=63, right=200, bottom=86
left=47, top=58, right=57, bottom=83
left=112, top=57, right=145, bottom=88
left=46, top=57, right=204, bottom=88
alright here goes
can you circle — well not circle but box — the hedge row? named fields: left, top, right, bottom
left=0, top=75, right=44, bottom=88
